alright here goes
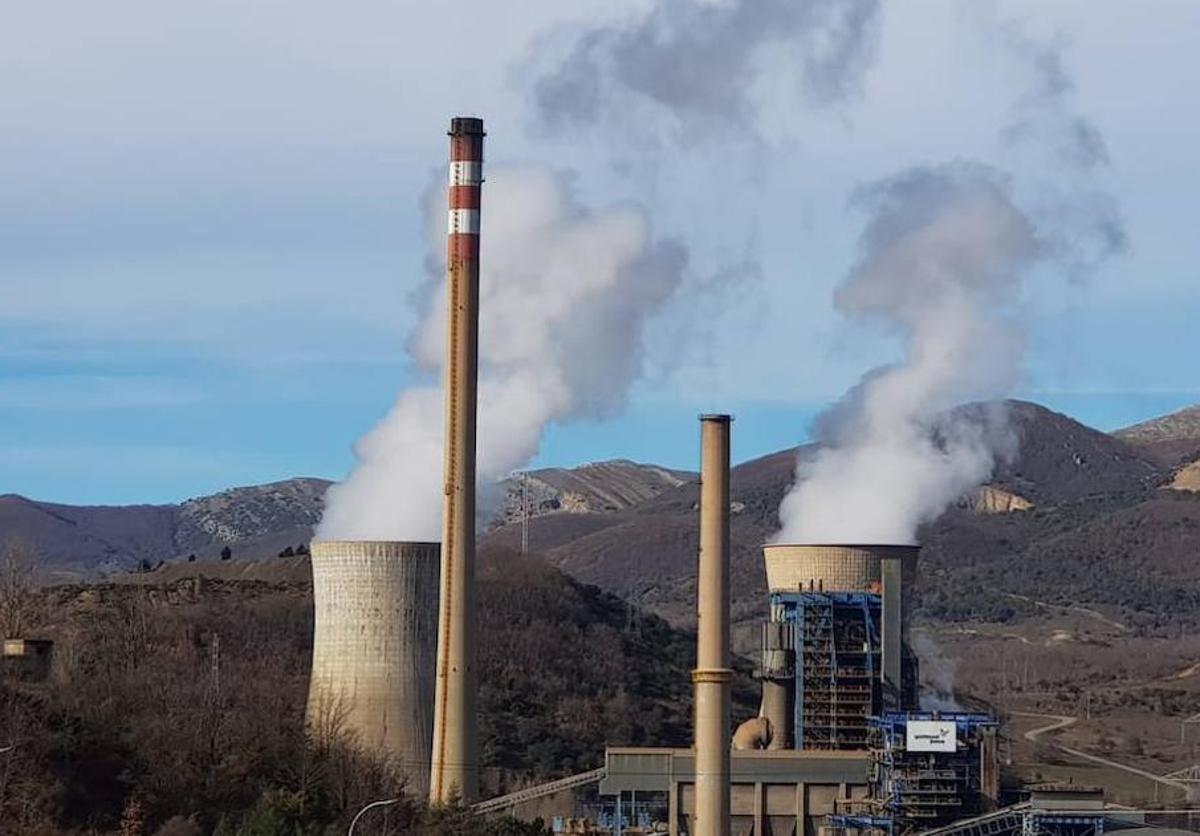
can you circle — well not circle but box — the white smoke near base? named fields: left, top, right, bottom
left=317, top=165, right=685, bottom=541
left=775, top=163, right=1035, bottom=544
left=911, top=630, right=960, bottom=712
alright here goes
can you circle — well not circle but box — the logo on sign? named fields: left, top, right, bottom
left=906, top=720, right=957, bottom=752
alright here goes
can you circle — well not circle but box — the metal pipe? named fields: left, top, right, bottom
left=430, top=116, right=485, bottom=805
left=761, top=679, right=794, bottom=750
left=759, top=621, right=794, bottom=749
left=693, top=414, right=732, bottom=836
left=880, top=555, right=904, bottom=711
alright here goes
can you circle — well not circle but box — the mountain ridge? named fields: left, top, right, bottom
left=1114, top=402, right=1200, bottom=468
left=0, top=478, right=331, bottom=575
left=1, top=399, right=1184, bottom=603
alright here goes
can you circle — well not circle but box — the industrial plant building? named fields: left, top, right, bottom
left=595, top=542, right=1005, bottom=836
left=304, top=118, right=1185, bottom=836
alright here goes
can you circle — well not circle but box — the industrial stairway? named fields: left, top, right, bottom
left=471, top=767, right=606, bottom=816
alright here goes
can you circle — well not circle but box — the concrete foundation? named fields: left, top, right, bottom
left=602, top=747, right=870, bottom=836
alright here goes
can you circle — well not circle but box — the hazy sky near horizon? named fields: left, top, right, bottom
left=2, top=0, right=1198, bottom=504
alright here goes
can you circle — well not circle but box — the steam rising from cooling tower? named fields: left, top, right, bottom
left=775, top=25, right=1125, bottom=546
left=776, top=164, right=1034, bottom=544
left=317, top=167, right=685, bottom=541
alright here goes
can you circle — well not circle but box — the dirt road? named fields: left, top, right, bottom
left=1013, top=711, right=1187, bottom=793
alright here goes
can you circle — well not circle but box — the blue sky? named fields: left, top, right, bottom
left=2, top=0, right=1198, bottom=506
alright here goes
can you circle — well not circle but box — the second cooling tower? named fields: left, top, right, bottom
left=307, top=540, right=439, bottom=795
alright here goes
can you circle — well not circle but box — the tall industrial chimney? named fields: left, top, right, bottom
left=693, top=414, right=732, bottom=836
left=430, top=116, right=484, bottom=805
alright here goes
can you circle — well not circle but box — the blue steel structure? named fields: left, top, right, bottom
left=769, top=591, right=887, bottom=750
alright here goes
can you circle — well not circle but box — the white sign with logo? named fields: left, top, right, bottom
left=906, top=720, right=957, bottom=752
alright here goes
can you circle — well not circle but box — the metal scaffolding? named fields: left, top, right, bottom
left=771, top=591, right=882, bottom=750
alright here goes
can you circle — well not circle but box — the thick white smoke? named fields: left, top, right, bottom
left=775, top=22, right=1126, bottom=546
left=318, top=165, right=685, bottom=541
left=775, top=164, right=1036, bottom=544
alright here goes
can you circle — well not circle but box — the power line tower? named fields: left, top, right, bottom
left=520, top=472, right=530, bottom=554
left=209, top=632, right=221, bottom=702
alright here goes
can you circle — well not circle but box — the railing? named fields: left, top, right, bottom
left=471, top=767, right=606, bottom=816
left=918, top=802, right=1031, bottom=836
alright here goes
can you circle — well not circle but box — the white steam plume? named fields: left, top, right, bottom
left=529, top=0, right=880, bottom=144
left=523, top=0, right=885, bottom=387
left=1000, top=28, right=1127, bottom=278
left=775, top=163, right=1035, bottom=545
left=318, top=165, right=685, bottom=541
left=775, top=22, right=1126, bottom=546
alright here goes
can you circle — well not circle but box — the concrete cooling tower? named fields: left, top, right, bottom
left=306, top=540, right=439, bottom=796
left=762, top=543, right=917, bottom=594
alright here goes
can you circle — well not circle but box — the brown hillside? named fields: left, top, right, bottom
left=485, top=401, right=1175, bottom=652
left=8, top=546, right=752, bottom=829
left=0, top=494, right=177, bottom=575
left=918, top=492, right=1200, bottom=634
left=986, top=401, right=1163, bottom=502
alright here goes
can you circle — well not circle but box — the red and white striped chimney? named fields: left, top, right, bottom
left=430, top=116, right=484, bottom=805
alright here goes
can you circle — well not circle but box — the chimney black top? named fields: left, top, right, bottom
left=449, top=117, right=485, bottom=136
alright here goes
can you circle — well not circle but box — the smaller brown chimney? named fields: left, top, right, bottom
left=693, top=414, right=732, bottom=836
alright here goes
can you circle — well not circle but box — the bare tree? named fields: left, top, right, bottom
left=0, top=541, right=39, bottom=639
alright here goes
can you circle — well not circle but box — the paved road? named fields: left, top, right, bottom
left=1012, top=711, right=1187, bottom=792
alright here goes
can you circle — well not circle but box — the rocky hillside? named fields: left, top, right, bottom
left=1115, top=402, right=1200, bottom=467
left=961, top=485, right=1033, bottom=513
left=1, top=461, right=695, bottom=576
left=495, top=459, right=693, bottom=523
left=174, top=478, right=328, bottom=550
left=1171, top=460, right=1200, bottom=492
left=0, top=478, right=330, bottom=576
left=1117, top=403, right=1200, bottom=444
